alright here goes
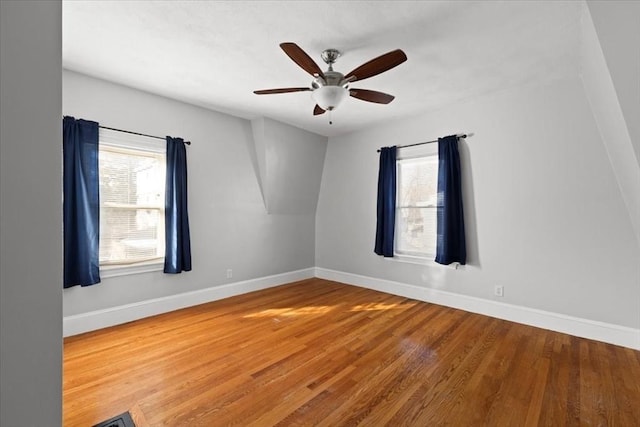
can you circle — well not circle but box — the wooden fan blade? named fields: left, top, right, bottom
left=280, top=42, right=324, bottom=78
left=344, top=49, right=407, bottom=82
left=313, top=105, right=326, bottom=115
left=349, top=88, right=395, bottom=104
left=254, top=87, right=311, bottom=95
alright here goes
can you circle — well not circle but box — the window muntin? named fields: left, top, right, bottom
left=395, top=154, right=438, bottom=258
left=98, top=130, right=165, bottom=266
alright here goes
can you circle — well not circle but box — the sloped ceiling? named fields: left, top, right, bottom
left=581, top=1, right=640, bottom=245
left=63, top=0, right=582, bottom=137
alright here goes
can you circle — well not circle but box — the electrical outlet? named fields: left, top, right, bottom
left=494, top=285, right=504, bottom=297
left=226, top=269, right=233, bottom=279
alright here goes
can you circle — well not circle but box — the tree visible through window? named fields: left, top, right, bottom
left=98, top=130, right=165, bottom=266
left=395, top=155, right=438, bottom=257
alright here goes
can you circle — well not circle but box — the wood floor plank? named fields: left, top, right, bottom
left=63, top=278, right=640, bottom=426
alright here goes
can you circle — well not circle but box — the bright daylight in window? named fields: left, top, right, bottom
left=98, top=130, right=166, bottom=267
left=395, top=154, right=438, bottom=258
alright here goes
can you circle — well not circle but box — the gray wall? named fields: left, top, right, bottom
left=63, top=70, right=327, bottom=316
left=251, top=117, right=327, bottom=215
left=316, top=75, right=640, bottom=329
left=0, top=1, right=63, bottom=425
left=587, top=0, right=640, bottom=164
left=579, top=0, right=640, bottom=247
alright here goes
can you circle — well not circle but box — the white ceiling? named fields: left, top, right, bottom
left=63, top=1, right=583, bottom=137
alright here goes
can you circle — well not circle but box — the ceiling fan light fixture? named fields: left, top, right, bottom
left=312, top=86, right=347, bottom=111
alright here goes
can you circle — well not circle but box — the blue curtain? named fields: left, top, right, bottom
left=164, top=136, right=192, bottom=273
left=435, top=135, right=466, bottom=265
left=63, top=116, right=101, bottom=287
left=374, top=146, right=397, bottom=257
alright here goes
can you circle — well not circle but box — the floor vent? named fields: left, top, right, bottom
left=92, top=411, right=136, bottom=427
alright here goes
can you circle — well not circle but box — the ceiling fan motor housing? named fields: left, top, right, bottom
left=314, top=70, right=346, bottom=88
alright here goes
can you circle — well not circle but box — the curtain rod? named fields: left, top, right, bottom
left=376, top=133, right=467, bottom=152
left=100, top=125, right=191, bottom=145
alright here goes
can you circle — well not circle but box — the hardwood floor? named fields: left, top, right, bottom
left=63, top=278, right=640, bottom=426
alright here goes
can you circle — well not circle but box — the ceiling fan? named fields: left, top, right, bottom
left=254, top=43, right=407, bottom=120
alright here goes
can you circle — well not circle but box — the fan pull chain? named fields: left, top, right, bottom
left=329, top=110, right=333, bottom=125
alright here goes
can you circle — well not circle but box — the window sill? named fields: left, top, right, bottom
left=385, top=254, right=460, bottom=270
left=100, top=260, right=164, bottom=278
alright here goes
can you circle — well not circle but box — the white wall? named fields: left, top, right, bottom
left=0, top=1, right=63, bottom=425
left=63, top=70, right=324, bottom=317
left=316, top=75, right=640, bottom=330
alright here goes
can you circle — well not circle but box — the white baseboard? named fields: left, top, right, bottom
left=63, top=267, right=315, bottom=337
left=315, top=267, right=640, bottom=350
left=64, top=266, right=640, bottom=350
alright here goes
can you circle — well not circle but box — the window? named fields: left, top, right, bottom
left=98, top=129, right=166, bottom=267
left=395, top=152, right=438, bottom=258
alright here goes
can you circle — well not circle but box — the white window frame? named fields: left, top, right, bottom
left=98, top=128, right=166, bottom=277
left=387, top=144, right=444, bottom=266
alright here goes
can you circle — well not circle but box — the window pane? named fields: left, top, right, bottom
left=397, top=156, right=438, bottom=208
left=100, top=207, right=163, bottom=264
left=395, top=154, right=438, bottom=257
left=395, top=207, right=437, bottom=256
left=99, top=149, right=164, bottom=206
left=99, top=145, right=165, bottom=265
